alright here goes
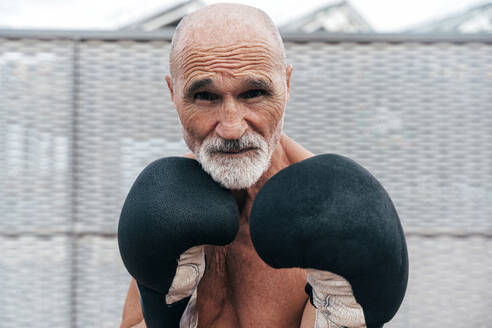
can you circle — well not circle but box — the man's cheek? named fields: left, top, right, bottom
left=254, top=100, right=285, bottom=124
left=179, top=106, right=215, bottom=135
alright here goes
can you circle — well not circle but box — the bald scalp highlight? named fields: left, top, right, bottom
left=169, top=3, right=286, bottom=80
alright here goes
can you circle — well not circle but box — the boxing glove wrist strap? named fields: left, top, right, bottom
left=306, top=269, right=366, bottom=328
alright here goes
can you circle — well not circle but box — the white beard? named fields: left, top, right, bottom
left=187, top=119, right=283, bottom=190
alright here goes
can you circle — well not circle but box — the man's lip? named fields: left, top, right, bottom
left=220, top=148, right=256, bottom=154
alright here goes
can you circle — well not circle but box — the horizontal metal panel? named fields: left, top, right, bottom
left=1, top=29, right=492, bottom=44
left=0, top=236, right=71, bottom=326
left=0, top=39, right=74, bottom=233
left=75, top=236, right=130, bottom=327
left=390, top=235, right=492, bottom=327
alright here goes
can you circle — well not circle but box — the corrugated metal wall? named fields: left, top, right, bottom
left=1, top=32, right=491, bottom=327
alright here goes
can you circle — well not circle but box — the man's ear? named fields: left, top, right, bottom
left=285, top=64, right=293, bottom=101
left=165, top=75, right=175, bottom=103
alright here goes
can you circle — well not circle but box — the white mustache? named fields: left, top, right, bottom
left=202, top=133, right=265, bottom=154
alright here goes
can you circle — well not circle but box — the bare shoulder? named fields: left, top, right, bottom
left=280, top=134, right=314, bottom=164
left=181, top=152, right=196, bottom=159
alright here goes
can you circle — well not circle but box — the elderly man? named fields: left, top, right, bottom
left=118, top=3, right=407, bottom=328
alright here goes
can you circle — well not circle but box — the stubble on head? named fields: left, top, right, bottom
left=169, top=3, right=286, bottom=82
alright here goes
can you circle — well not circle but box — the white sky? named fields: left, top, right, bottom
left=0, top=0, right=488, bottom=32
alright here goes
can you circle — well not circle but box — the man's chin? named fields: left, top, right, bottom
left=199, top=152, right=269, bottom=190
left=214, top=176, right=260, bottom=190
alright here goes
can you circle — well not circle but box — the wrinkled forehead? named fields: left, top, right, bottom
left=175, top=39, right=284, bottom=86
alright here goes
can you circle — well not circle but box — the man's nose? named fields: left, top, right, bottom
left=215, top=98, right=247, bottom=140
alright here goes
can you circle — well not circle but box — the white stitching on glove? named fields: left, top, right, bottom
left=307, top=269, right=366, bottom=328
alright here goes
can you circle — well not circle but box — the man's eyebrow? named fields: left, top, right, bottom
left=185, top=78, right=212, bottom=98
left=243, top=78, right=273, bottom=90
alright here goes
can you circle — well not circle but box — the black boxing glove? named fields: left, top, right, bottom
left=250, top=154, right=408, bottom=328
left=118, top=157, right=240, bottom=327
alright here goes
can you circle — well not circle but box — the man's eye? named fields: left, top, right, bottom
left=194, top=92, right=219, bottom=101
left=241, top=89, right=266, bottom=99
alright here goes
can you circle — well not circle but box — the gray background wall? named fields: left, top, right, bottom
left=0, top=31, right=491, bottom=327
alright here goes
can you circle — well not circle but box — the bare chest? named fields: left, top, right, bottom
left=195, top=209, right=308, bottom=328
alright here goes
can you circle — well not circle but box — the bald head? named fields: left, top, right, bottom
left=169, top=3, right=286, bottom=79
